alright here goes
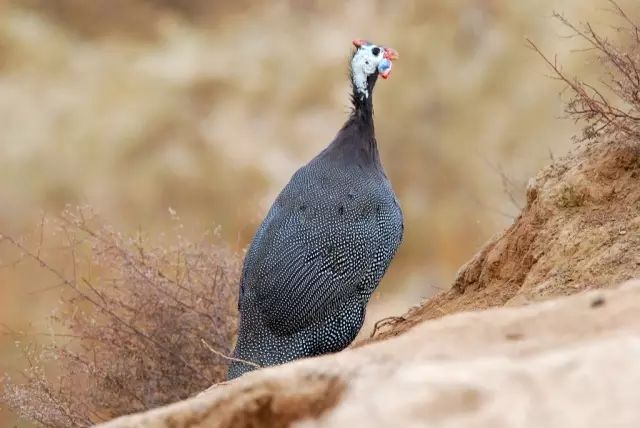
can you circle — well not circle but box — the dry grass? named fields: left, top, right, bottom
left=528, top=1, right=640, bottom=142
left=0, top=207, right=240, bottom=427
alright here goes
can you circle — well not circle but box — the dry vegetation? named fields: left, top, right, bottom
left=528, top=2, right=640, bottom=142
left=0, top=208, right=239, bottom=427
left=1, top=0, right=639, bottom=427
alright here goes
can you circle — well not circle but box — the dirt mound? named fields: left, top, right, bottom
left=368, top=139, right=640, bottom=341
left=135, top=372, right=344, bottom=428
left=99, top=281, right=640, bottom=428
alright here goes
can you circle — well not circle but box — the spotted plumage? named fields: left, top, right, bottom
left=228, top=40, right=403, bottom=379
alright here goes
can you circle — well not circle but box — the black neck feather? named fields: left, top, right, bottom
left=321, top=72, right=381, bottom=167
left=348, top=72, right=379, bottom=136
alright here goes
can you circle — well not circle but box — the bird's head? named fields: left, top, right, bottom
left=351, top=38, right=399, bottom=99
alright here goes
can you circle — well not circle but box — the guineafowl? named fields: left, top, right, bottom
left=228, top=39, right=403, bottom=379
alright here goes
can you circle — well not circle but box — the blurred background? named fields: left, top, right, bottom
left=1, top=0, right=636, bottom=425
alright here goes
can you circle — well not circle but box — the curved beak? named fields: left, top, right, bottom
left=383, top=47, right=399, bottom=60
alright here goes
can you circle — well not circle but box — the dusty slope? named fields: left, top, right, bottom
left=97, top=140, right=640, bottom=427
left=99, top=281, right=640, bottom=428
left=367, top=138, right=640, bottom=341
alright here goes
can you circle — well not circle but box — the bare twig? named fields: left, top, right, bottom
left=1, top=207, right=240, bottom=427
left=200, top=339, right=260, bottom=369
left=527, top=5, right=640, bottom=142
left=370, top=316, right=406, bottom=338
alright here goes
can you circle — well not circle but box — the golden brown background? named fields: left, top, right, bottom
left=2, top=0, right=636, bottom=425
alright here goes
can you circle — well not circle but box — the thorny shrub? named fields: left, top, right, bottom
left=0, top=207, right=240, bottom=427
left=528, top=1, right=640, bottom=141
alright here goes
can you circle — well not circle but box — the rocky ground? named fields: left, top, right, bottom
left=98, top=138, right=640, bottom=427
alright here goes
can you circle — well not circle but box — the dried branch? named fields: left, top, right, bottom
left=200, top=339, right=260, bottom=369
left=527, top=3, right=640, bottom=142
left=1, top=207, right=240, bottom=427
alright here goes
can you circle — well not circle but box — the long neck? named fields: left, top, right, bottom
left=324, top=73, right=381, bottom=166
left=347, top=72, right=378, bottom=137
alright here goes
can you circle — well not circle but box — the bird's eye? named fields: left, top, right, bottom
left=371, top=47, right=381, bottom=56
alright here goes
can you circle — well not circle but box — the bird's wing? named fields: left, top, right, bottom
left=246, top=206, right=375, bottom=335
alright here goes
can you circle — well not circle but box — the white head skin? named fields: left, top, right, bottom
left=351, top=39, right=399, bottom=99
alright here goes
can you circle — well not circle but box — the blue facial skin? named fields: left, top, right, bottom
left=378, top=58, right=392, bottom=74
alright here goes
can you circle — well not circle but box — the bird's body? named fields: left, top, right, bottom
left=228, top=40, right=403, bottom=379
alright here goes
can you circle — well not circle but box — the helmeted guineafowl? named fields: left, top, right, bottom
left=227, top=39, right=403, bottom=379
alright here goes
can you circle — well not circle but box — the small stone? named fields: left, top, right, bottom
left=505, top=332, right=524, bottom=341
left=590, top=296, right=606, bottom=308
